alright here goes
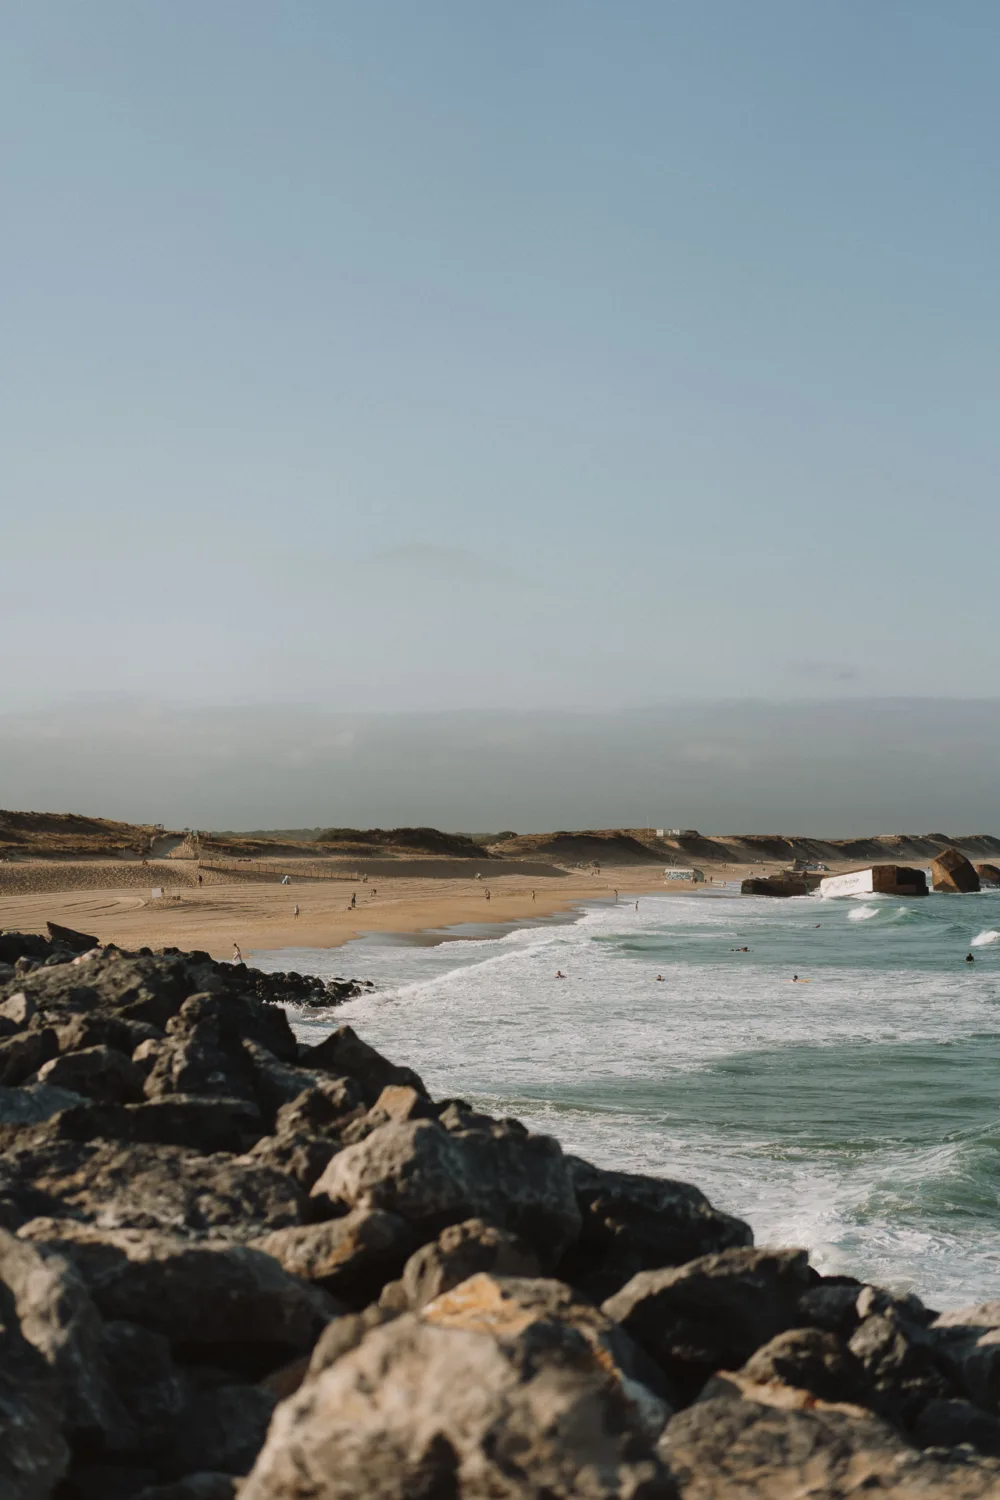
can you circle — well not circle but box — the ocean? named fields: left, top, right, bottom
left=251, top=887, right=1000, bottom=1310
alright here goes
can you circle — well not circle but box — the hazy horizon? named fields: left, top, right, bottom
left=2, top=695, right=997, bottom=836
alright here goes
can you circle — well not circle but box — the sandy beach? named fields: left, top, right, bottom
left=0, top=863, right=728, bottom=960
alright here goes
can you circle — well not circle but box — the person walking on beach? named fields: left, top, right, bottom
left=635, top=900, right=639, bottom=912
left=232, top=943, right=243, bottom=964
left=197, top=873, right=203, bottom=887
left=531, top=889, right=535, bottom=901
left=485, top=888, right=491, bottom=902
left=351, top=892, right=356, bottom=909
left=293, top=904, right=300, bottom=918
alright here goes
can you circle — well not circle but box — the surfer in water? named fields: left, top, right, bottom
left=966, top=953, right=975, bottom=963
left=555, top=970, right=566, bottom=979
left=656, top=974, right=664, bottom=982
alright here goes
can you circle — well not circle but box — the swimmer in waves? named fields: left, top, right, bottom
left=555, top=970, right=566, bottom=979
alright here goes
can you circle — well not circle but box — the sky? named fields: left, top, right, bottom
left=2, top=5, right=998, bottom=824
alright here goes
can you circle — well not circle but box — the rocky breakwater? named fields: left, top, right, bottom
left=0, top=934, right=999, bottom=1496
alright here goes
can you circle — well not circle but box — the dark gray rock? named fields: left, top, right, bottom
left=54, top=1013, right=164, bottom=1057
left=312, top=1117, right=581, bottom=1270
left=7, top=1141, right=304, bottom=1238
left=660, top=1394, right=1000, bottom=1498
left=603, top=1247, right=815, bottom=1395
left=798, top=1277, right=865, bottom=1335
left=401, top=1216, right=541, bottom=1309
left=46, top=921, right=100, bottom=952
left=0, top=1083, right=88, bottom=1125
left=58, top=1460, right=159, bottom=1499
left=99, top=1320, right=188, bottom=1451
left=36, top=1044, right=146, bottom=1104
left=51, top=1095, right=265, bottom=1154
left=931, top=1301, right=1000, bottom=1411
left=559, top=1156, right=753, bottom=1301
left=913, top=1398, right=1000, bottom=1457
left=164, top=1385, right=278, bottom=1478
left=737, top=1327, right=870, bottom=1407
left=0, top=1028, right=59, bottom=1087
left=0, top=1274, right=69, bottom=1498
left=166, top=991, right=298, bottom=1065
left=849, top=1310, right=952, bottom=1424
left=297, top=1024, right=428, bottom=1104
left=239, top=1039, right=326, bottom=1120
left=143, top=1032, right=256, bottom=1104
left=247, top=1131, right=341, bottom=1194
left=134, top=1478, right=240, bottom=1500
left=14, top=1224, right=336, bottom=1352
left=0, top=1227, right=132, bottom=1448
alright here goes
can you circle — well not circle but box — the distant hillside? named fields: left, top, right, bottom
left=312, top=827, right=495, bottom=860
left=488, top=830, right=665, bottom=864
left=0, top=810, right=166, bottom=859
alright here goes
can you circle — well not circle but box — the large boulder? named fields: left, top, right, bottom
left=0, top=1228, right=132, bottom=1449
left=2, top=1140, right=304, bottom=1239
left=931, top=847, right=980, bottom=893
left=13, top=1223, right=335, bottom=1356
left=0, top=1274, right=70, bottom=1498
left=603, top=1247, right=815, bottom=1397
left=35, top=1043, right=146, bottom=1104
left=45, top=921, right=99, bottom=953
left=659, top=1392, right=1000, bottom=1498
left=400, top=1218, right=541, bottom=1309
left=297, top=1024, right=427, bottom=1104
left=311, top=1117, right=581, bottom=1269
left=241, top=1275, right=674, bottom=1499
left=975, top=864, right=1000, bottom=888
left=931, top=1300, right=1000, bottom=1411
left=254, top=1209, right=416, bottom=1307
left=558, top=1157, right=752, bottom=1302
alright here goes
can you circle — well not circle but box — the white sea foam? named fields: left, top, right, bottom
left=257, top=887, right=1000, bottom=1307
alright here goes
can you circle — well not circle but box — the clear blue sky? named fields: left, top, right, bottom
left=3, top=2, right=998, bottom=712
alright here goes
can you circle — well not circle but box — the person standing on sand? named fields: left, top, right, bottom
left=531, top=889, right=535, bottom=901
left=351, top=892, right=356, bottom=909
left=233, top=943, right=243, bottom=964
left=485, top=888, right=491, bottom=902
left=293, top=904, right=299, bottom=918
left=197, top=873, right=203, bottom=887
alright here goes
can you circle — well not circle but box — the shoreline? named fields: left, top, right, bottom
left=0, top=864, right=716, bottom=961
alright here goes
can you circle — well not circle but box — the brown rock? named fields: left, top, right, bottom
left=975, top=864, right=1000, bottom=888
left=241, top=1278, right=674, bottom=1500
left=931, top=847, right=980, bottom=893
left=254, top=1209, right=415, bottom=1305
left=401, top=1218, right=541, bottom=1309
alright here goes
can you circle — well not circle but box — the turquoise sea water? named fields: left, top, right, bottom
left=252, top=888, right=1000, bottom=1309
